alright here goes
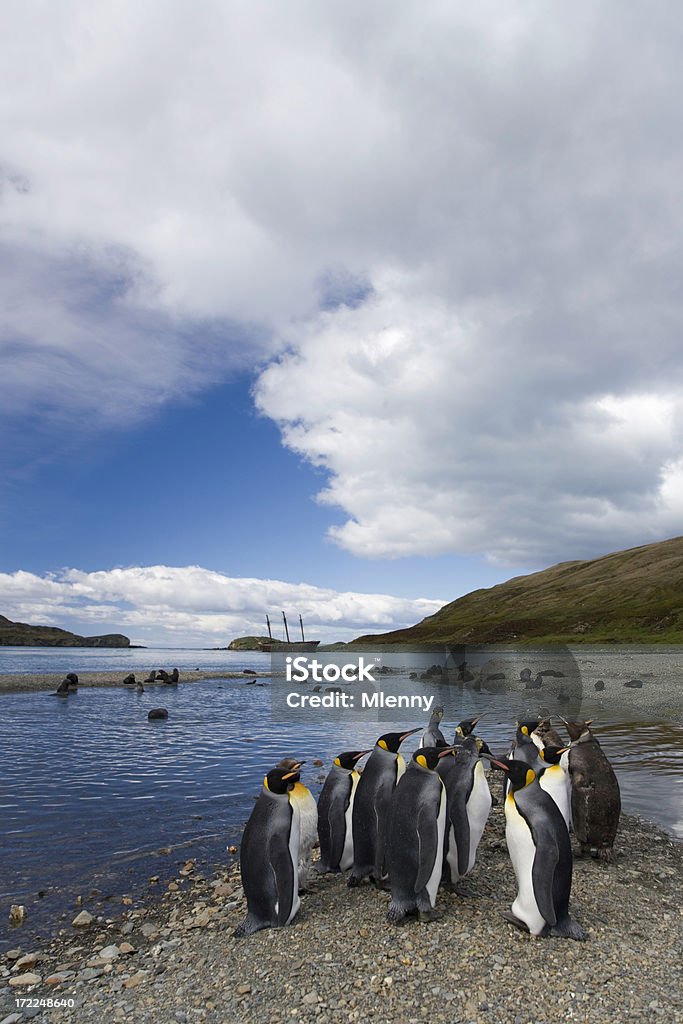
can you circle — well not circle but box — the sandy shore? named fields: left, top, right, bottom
left=1, top=803, right=681, bottom=1024
left=0, top=670, right=273, bottom=695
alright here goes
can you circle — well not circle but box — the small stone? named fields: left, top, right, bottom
left=123, top=970, right=149, bottom=988
left=5, top=949, right=22, bottom=961
left=46, top=972, right=75, bottom=984
left=236, top=983, right=252, bottom=995
left=73, top=910, right=94, bottom=927
left=120, top=922, right=134, bottom=935
left=227, top=845, right=238, bottom=855
left=0, top=1012, right=23, bottom=1024
left=13, top=952, right=41, bottom=970
left=121, top=897, right=133, bottom=905
left=358, top=928, right=369, bottom=938
left=9, top=972, right=41, bottom=986
left=119, top=942, right=136, bottom=955
left=168, top=882, right=180, bottom=892
left=383, top=977, right=393, bottom=988
left=99, top=944, right=120, bottom=960
left=80, top=967, right=104, bottom=981
left=303, top=991, right=318, bottom=1004
left=214, top=884, right=233, bottom=898
left=141, top=922, right=158, bottom=938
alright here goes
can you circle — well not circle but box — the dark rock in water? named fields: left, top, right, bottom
left=143, top=671, right=156, bottom=683
left=624, top=679, right=644, bottom=688
left=409, top=672, right=418, bottom=680
left=56, top=678, right=70, bottom=695
left=170, top=668, right=179, bottom=683
left=245, top=679, right=256, bottom=685
left=539, top=669, right=565, bottom=678
left=525, top=674, right=543, bottom=689
left=457, top=662, right=474, bottom=682
left=486, top=672, right=505, bottom=681
left=148, top=708, right=169, bottom=720
left=325, top=686, right=342, bottom=693
left=66, top=673, right=79, bottom=684
left=243, top=669, right=258, bottom=675
left=595, top=679, right=605, bottom=691
left=312, top=685, right=322, bottom=692
left=123, top=674, right=136, bottom=685
left=520, top=668, right=532, bottom=682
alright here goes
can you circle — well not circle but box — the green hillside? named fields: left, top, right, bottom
left=0, top=614, right=130, bottom=647
left=355, top=536, right=683, bottom=646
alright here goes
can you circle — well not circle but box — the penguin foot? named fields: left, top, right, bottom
left=550, top=916, right=588, bottom=941
left=347, top=874, right=363, bottom=888
left=371, top=876, right=391, bottom=891
left=501, top=910, right=530, bottom=933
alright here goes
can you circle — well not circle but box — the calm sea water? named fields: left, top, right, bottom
left=0, top=647, right=682, bottom=950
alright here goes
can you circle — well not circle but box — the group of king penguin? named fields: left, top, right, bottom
left=234, top=709, right=621, bottom=942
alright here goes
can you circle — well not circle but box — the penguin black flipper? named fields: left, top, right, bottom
left=413, top=798, right=440, bottom=894
left=269, top=828, right=296, bottom=927
left=319, top=783, right=349, bottom=870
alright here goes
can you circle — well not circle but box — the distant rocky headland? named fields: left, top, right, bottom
left=226, top=635, right=285, bottom=651
left=0, top=614, right=130, bottom=648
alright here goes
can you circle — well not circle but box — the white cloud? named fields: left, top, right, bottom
left=0, top=565, right=444, bottom=646
left=3, top=3, right=683, bottom=561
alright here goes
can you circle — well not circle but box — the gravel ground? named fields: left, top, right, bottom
left=2, top=797, right=682, bottom=1024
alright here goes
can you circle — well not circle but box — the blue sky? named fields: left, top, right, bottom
left=2, top=2, right=683, bottom=645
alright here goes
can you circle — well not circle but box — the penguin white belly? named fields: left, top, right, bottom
left=286, top=798, right=301, bottom=925
left=290, top=783, right=317, bottom=882
left=445, top=824, right=459, bottom=881
left=539, top=765, right=571, bottom=829
left=505, top=795, right=546, bottom=936
left=559, top=750, right=573, bottom=828
left=466, top=761, right=492, bottom=873
left=425, top=784, right=446, bottom=907
left=340, top=771, right=359, bottom=871
left=396, top=752, right=407, bottom=782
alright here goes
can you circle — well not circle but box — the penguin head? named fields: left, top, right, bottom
left=334, top=750, right=372, bottom=770
left=561, top=718, right=592, bottom=742
left=430, top=706, right=445, bottom=724
left=264, top=763, right=305, bottom=794
left=455, top=716, right=481, bottom=737
left=376, top=728, right=420, bottom=753
left=413, top=746, right=457, bottom=771
left=482, top=756, right=536, bottom=791
left=539, top=745, right=568, bottom=765
left=276, top=757, right=306, bottom=771
left=517, top=718, right=540, bottom=737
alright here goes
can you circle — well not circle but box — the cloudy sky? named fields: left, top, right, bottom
left=2, top=1, right=683, bottom=645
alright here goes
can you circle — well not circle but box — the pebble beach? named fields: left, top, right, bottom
left=2, top=800, right=682, bottom=1024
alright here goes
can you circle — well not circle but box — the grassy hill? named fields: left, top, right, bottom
left=355, top=536, right=683, bottom=646
left=0, top=614, right=130, bottom=648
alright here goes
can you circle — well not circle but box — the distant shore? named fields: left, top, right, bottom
left=0, top=669, right=275, bottom=695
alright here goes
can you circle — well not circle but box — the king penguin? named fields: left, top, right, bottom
left=563, top=719, right=621, bottom=861
left=486, top=756, right=586, bottom=940
left=438, top=736, right=492, bottom=889
left=348, top=728, right=420, bottom=887
left=234, top=764, right=302, bottom=937
left=277, top=757, right=316, bottom=889
left=504, top=719, right=544, bottom=797
left=317, top=750, right=371, bottom=873
left=419, top=706, right=446, bottom=748
left=386, top=746, right=454, bottom=923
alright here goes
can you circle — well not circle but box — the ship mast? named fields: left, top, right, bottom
left=282, top=611, right=291, bottom=643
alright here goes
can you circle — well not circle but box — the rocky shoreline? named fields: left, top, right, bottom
left=2, top=804, right=682, bottom=1024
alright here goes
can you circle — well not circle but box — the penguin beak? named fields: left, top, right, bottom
left=399, top=728, right=421, bottom=741
left=556, top=746, right=570, bottom=754
left=479, top=753, right=510, bottom=772
left=352, top=750, right=372, bottom=762
left=437, top=746, right=458, bottom=758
